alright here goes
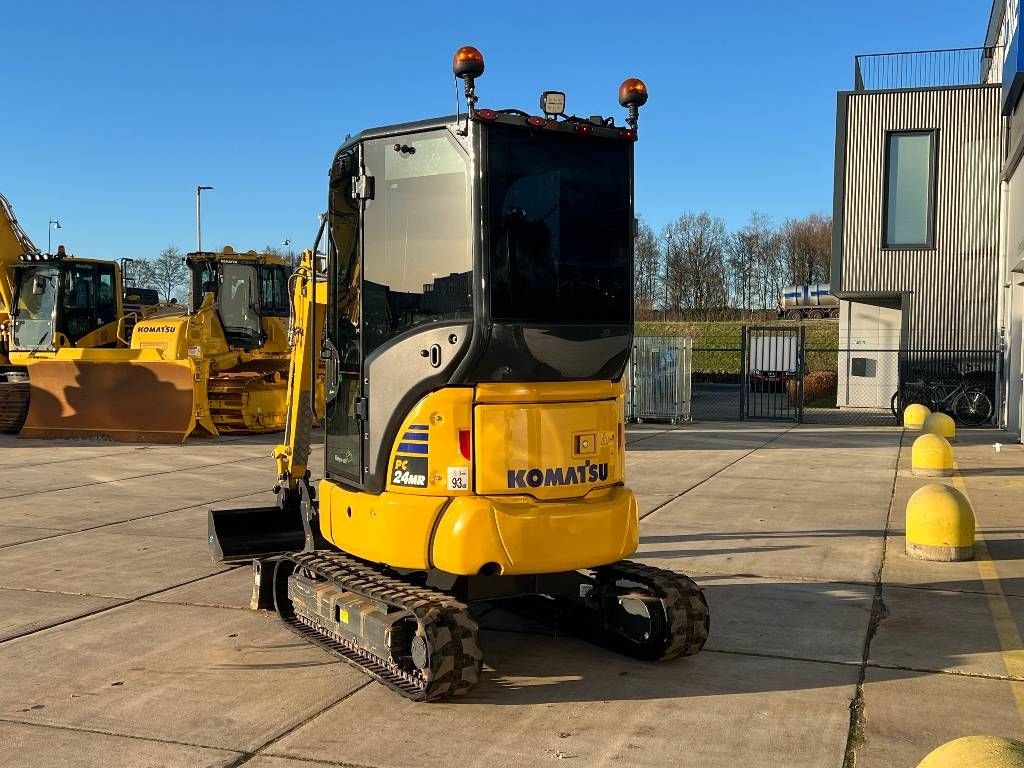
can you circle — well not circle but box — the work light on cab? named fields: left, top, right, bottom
left=540, top=90, right=566, bottom=116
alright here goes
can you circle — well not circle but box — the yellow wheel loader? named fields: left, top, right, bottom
left=18, top=247, right=297, bottom=443
left=209, top=47, right=709, bottom=701
left=0, top=191, right=160, bottom=432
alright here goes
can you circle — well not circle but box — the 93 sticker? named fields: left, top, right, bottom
left=447, top=466, right=469, bottom=491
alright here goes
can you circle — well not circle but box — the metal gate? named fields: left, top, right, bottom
left=628, top=336, right=692, bottom=424
left=742, top=325, right=804, bottom=421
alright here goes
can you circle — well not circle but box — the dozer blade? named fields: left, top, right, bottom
left=208, top=505, right=306, bottom=564
left=19, top=359, right=198, bottom=443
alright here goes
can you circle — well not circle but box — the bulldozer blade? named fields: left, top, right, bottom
left=19, top=359, right=198, bottom=443
left=208, top=505, right=306, bottom=564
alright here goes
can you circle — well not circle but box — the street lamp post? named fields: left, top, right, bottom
left=196, top=185, right=214, bottom=254
left=663, top=231, right=673, bottom=322
left=47, top=219, right=61, bottom=254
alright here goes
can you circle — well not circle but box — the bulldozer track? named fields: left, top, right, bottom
left=0, top=377, right=29, bottom=434
left=599, top=560, right=710, bottom=660
left=276, top=551, right=482, bottom=702
left=208, top=370, right=286, bottom=434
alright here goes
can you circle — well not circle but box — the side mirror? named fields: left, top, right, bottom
left=32, top=275, right=48, bottom=296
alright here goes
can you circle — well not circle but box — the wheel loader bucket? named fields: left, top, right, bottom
left=20, top=359, right=200, bottom=443
left=208, top=505, right=306, bottom=564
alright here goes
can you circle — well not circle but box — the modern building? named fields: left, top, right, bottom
left=832, top=2, right=1022, bottom=437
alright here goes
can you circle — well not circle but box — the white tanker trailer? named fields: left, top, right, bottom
left=777, top=283, right=839, bottom=320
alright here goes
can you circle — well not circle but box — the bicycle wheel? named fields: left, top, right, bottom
left=891, top=385, right=933, bottom=419
left=952, top=389, right=993, bottom=426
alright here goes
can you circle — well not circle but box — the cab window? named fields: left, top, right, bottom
left=260, top=265, right=290, bottom=317
left=97, top=264, right=116, bottom=325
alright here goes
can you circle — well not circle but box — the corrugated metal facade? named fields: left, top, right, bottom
left=835, top=85, right=1002, bottom=349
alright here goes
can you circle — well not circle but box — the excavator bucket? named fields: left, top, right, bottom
left=19, top=358, right=200, bottom=443
left=208, top=504, right=306, bottom=564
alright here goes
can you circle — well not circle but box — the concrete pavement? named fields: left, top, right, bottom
left=0, top=422, right=1019, bottom=767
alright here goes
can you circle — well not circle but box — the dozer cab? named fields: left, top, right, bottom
left=0, top=191, right=160, bottom=432
left=209, top=47, right=710, bottom=701
left=18, top=247, right=296, bottom=443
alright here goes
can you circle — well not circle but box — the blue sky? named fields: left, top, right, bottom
left=3, top=1, right=989, bottom=261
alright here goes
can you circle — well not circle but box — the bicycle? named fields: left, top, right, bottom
left=890, top=364, right=994, bottom=427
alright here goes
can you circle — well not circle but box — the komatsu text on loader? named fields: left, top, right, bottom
left=0, top=192, right=160, bottom=433
left=209, top=47, right=710, bottom=701
left=17, top=247, right=296, bottom=442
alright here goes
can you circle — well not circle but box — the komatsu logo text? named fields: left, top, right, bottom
left=137, top=326, right=177, bottom=334
left=507, top=461, right=609, bottom=489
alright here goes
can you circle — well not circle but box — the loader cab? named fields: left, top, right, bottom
left=9, top=255, right=121, bottom=351
left=187, top=251, right=290, bottom=350
left=324, top=109, right=636, bottom=489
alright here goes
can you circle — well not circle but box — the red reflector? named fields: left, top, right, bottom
left=458, top=429, right=472, bottom=460
left=619, top=128, right=637, bottom=141
left=526, top=115, right=546, bottom=127
left=575, top=122, right=593, bottom=135
left=476, top=108, right=497, bottom=121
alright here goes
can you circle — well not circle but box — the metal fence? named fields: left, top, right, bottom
left=630, top=329, right=1001, bottom=428
left=627, top=336, right=692, bottom=424
left=854, top=46, right=1002, bottom=91
left=803, top=347, right=1000, bottom=427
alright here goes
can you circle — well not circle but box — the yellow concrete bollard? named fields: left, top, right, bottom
left=923, top=411, right=956, bottom=442
left=917, top=736, right=1024, bottom=768
left=912, top=433, right=954, bottom=477
left=906, top=483, right=975, bottom=561
left=903, top=403, right=931, bottom=430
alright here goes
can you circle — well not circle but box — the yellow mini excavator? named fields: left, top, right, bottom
left=209, top=47, right=709, bottom=701
left=0, top=191, right=160, bottom=432
left=18, top=246, right=296, bottom=442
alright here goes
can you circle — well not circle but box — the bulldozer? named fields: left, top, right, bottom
left=0, top=191, right=160, bottom=432
left=18, top=246, right=296, bottom=442
left=209, top=47, right=710, bottom=701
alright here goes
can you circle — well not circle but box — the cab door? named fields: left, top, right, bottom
left=324, top=148, right=365, bottom=485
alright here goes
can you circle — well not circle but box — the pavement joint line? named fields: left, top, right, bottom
left=0, top=567, right=235, bottom=645
left=638, top=423, right=796, bottom=521
left=0, top=715, right=247, bottom=757
left=842, top=426, right=903, bottom=768
left=679, top=568, right=1024, bottom=599
left=951, top=461, right=1024, bottom=722
left=0, top=485, right=283, bottom=551
left=0, top=453, right=275, bottom=502
left=257, top=750, right=383, bottom=768
left=224, top=680, right=374, bottom=768
left=0, top=433, right=273, bottom=471
left=705, top=647, right=1024, bottom=683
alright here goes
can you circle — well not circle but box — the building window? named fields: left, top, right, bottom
left=883, top=131, right=937, bottom=249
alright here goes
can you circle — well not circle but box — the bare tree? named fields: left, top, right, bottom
left=121, top=258, right=157, bottom=290
left=664, top=212, right=730, bottom=321
left=730, top=212, right=784, bottom=315
left=263, top=244, right=299, bottom=271
left=150, top=246, right=189, bottom=302
left=781, top=213, right=832, bottom=285
left=633, top=220, right=662, bottom=320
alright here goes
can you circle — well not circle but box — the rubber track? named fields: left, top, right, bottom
left=600, top=560, right=711, bottom=659
left=278, top=551, right=482, bottom=702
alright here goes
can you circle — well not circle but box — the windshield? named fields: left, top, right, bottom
left=12, top=266, right=58, bottom=350
left=219, top=262, right=262, bottom=346
left=486, top=123, right=631, bottom=324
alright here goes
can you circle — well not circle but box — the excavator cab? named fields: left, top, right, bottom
left=9, top=254, right=123, bottom=351
left=210, top=48, right=708, bottom=702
